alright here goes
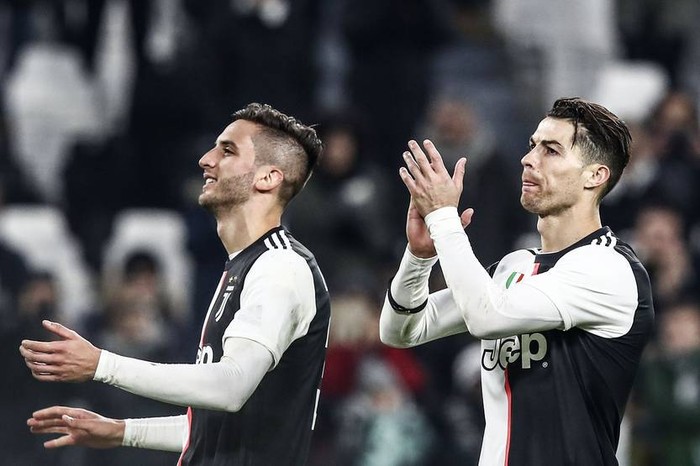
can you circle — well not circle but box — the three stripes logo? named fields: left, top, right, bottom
left=264, top=230, right=292, bottom=250
left=591, top=231, right=617, bottom=247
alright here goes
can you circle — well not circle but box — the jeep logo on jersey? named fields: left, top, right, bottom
left=196, top=345, right=214, bottom=365
left=481, top=333, right=547, bottom=370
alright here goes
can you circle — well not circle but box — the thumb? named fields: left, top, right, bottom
left=452, top=158, right=467, bottom=191
left=460, top=208, right=475, bottom=229
left=43, top=320, right=78, bottom=340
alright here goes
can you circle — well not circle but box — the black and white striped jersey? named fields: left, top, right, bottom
left=179, top=226, right=330, bottom=466
left=479, top=226, right=654, bottom=466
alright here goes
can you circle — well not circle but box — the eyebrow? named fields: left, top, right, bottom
left=529, top=137, right=565, bottom=150
left=216, top=139, right=237, bottom=149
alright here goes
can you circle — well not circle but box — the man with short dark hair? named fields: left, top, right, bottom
left=380, top=97, right=654, bottom=465
left=20, top=103, right=331, bottom=466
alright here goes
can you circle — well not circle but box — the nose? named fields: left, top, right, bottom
left=199, top=148, right=216, bottom=169
left=521, top=148, right=536, bottom=169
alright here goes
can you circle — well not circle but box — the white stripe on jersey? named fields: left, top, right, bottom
left=264, top=230, right=292, bottom=250
left=277, top=230, right=292, bottom=249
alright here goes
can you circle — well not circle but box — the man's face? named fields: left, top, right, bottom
left=520, top=117, right=589, bottom=217
left=198, top=120, right=259, bottom=212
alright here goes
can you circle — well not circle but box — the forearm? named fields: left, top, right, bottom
left=94, top=338, right=272, bottom=412
left=426, top=207, right=562, bottom=339
left=380, top=247, right=468, bottom=347
left=123, top=415, right=187, bottom=452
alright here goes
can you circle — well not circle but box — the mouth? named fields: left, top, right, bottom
left=521, top=178, right=539, bottom=193
left=203, top=174, right=217, bottom=190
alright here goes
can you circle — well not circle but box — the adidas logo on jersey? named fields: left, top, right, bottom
left=481, top=333, right=548, bottom=370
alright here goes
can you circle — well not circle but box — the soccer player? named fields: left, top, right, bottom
left=380, top=98, right=654, bottom=465
left=20, top=103, right=331, bottom=466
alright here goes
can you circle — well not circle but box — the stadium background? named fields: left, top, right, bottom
left=1, top=0, right=699, bottom=465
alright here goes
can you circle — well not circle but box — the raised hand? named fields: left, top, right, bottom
left=399, top=139, right=466, bottom=218
left=400, top=140, right=475, bottom=258
left=28, top=406, right=124, bottom=449
left=19, top=320, right=101, bottom=383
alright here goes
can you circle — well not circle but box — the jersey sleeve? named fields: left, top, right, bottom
left=222, top=249, right=316, bottom=367
left=521, top=245, right=639, bottom=338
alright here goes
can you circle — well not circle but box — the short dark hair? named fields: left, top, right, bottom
left=547, top=97, right=632, bottom=201
left=231, top=103, right=323, bottom=205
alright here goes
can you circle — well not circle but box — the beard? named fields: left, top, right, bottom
left=199, top=171, right=255, bottom=214
left=520, top=191, right=576, bottom=217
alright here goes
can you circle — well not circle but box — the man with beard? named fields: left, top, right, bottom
left=20, top=103, right=331, bottom=466
left=380, top=98, right=654, bottom=465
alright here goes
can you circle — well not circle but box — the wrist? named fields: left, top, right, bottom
left=407, top=244, right=436, bottom=259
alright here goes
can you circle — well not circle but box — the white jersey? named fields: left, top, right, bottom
left=380, top=207, right=653, bottom=466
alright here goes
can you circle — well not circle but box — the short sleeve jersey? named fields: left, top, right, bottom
left=479, top=227, right=654, bottom=466
left=179, top=227, right=330, bottom=466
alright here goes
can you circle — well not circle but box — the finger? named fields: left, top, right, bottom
left=460, top=208, right=475, bottom=229
left=29, top=417, right=69, bottom=428
left=452, top=157, right=467, bottom=191
left=30, top=425, right=71, bottom=435
left=33, top=406, right=87, bottom=420
left=407, top=140, right=433, bottom=174
left=20, top=345, right=59, bottom=364
left=402, top=150, right=425, bottom=183
left=42, top=320, right=79, bottom=340
left=399, top=166, right=419, bottom=196
left=44, top=433, right=77, bottom=449
left=422, top=140, right=448, bottom=173
left=33, top=406, right=74, bottom=420
left=20, top=339, right=60, bottom=354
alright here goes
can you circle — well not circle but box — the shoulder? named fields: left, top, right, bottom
left=250, top=248, right=312, bottom=279
left=492, top=249, right=537, bottom=272
left=558, top=242, right=635, bottom=275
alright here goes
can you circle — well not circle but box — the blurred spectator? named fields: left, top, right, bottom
left=283, top=113, right=402, bottom=290
left=334, top=356, right=435, bottom=466
left=633, top=202, right=700, bottom=315
left=76, top=250, right=184, bottom=466
left=638, top=300, right=700, bottom=466
left=1, top=270, right=84, bottom=466
left=645, top=91, right=700, bottom=226
left=601, top=121, right=659, bottom=235
left=311, top=290, right=431, bottom=465
left=602, top=91, right=700, bottom=236
left=87, top=249, right=183, bottom=361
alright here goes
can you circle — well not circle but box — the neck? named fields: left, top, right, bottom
left=537, top=203, right=602, bottom=253
left=213, top=200, right=283, bottom=254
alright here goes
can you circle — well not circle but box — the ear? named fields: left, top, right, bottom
left=583, top=164, right=610, bottom=190
left=254, top=166, right=284, bottom=193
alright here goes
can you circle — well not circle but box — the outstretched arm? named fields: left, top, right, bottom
left=20, top=322, right=272, bottom=412
left=28, top=406, right=186, bottom=452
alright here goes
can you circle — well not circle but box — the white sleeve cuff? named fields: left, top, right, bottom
left=94, top=349, right=114, bottom=382
left=425, top=206, right=463, bottom=236
left=123, top=415, right=187, bottom=452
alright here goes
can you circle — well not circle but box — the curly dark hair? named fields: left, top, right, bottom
left=232, top=103, right=324, bottom=205
left=547, top=97, right=632, bottom=201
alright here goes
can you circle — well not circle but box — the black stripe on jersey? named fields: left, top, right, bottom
left=275, top=231, right=288, bottom=249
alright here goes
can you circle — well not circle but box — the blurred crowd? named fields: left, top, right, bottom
left=1, top=0, right=699, bottom=465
